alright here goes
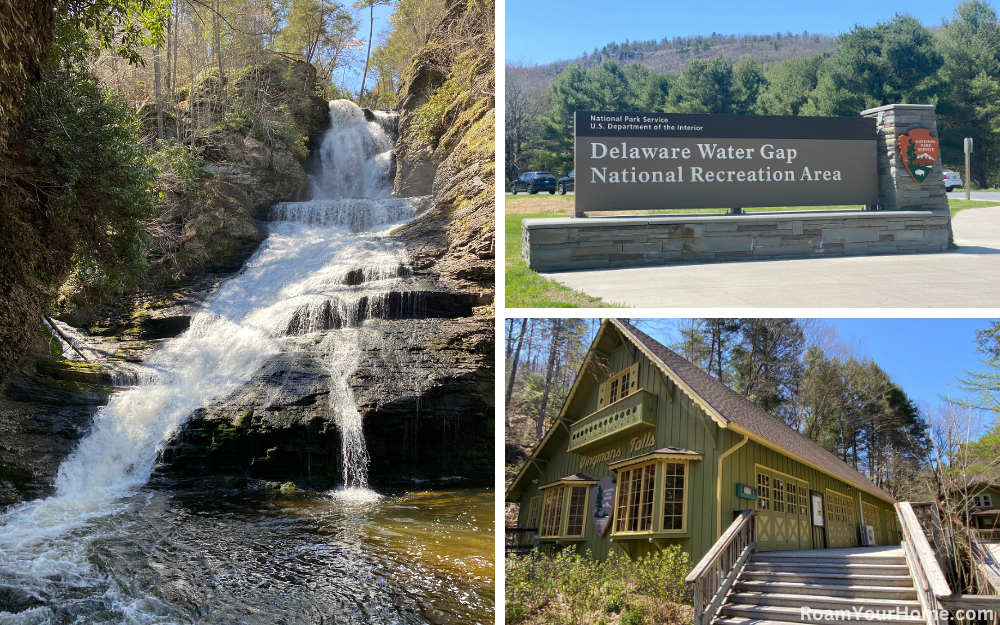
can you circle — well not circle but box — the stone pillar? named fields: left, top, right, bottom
left=860, top=103, right=949, bottom=212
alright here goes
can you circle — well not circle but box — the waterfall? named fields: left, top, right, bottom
left=0, top=100, right=413, bottom=606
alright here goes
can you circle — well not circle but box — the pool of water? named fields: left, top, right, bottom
left=0, top=486, right=493, bottom=624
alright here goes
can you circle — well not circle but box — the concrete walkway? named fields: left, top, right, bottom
left=539, top=207, right=1000, bottom=308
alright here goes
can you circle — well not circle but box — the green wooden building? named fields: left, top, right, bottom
left=954, top=480, right=1000, bottom=535
left=506, top=319, right=901, bottom=563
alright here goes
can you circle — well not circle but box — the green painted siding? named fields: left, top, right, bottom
left=514, top=337, right=900, bottom=564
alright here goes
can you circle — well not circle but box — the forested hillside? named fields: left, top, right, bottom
left=504, top=319, right=932, bottom=502
left=506, top=1, right=1000, bottom=190
left=0, top=0, right=452, bottom=385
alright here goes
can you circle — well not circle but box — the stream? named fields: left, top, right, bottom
left=0, top=100, right=493, bottom=624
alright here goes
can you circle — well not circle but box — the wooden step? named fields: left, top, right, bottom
left=744, top=563, right=911, bottom=576
left=733, top=580, right=918, bottom=601
left=720, top=603, right=924, bottom=624
left=751, top=554, right=906, bottom=566
left=726, top=592, right=920, bottom=612
left=739, top=570, right=915, bottom=587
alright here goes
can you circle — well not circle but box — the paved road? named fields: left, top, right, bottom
left=948, top=190, right=1000, bottom=201
left=538, top=206, right=1000, bottom=308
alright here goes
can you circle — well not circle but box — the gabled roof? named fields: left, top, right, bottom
left=614, top=320, right=895, bottom=503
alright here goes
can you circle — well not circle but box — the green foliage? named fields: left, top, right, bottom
left=621, top=607, right=646, bottom=625
left=412, top=49, right=482, bottom=144
left=603, top=592, right=626, bottom=613
left=152, top=140, right=204, bottom=189
left=52, top=0, right=171, bottom=66
left=19, top=64, right=159, bottom=290
left=936, top=1, right=1000, bottom=189
left=669, top=58, right=734, bottom=114
left=505, top=546, right=690, bottom=625
left=808, top=14, right=942, bottom=115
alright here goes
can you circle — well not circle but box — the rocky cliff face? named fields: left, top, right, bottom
left=0, top=3, right=495, bottom=505
left=157, top=0, right=496, bottom=489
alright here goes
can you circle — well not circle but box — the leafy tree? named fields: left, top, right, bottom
left=275, top=0, right=357, bottom=67
left=757, top=55, right=825, bottom=116
left=731, top=318, right=805, bottom=423
left=668, top=57, right=734, bottom=114
left=353, top=0, right=393, bottom=102
left=935, top=0, right=1000, bottom=189
left=808, top=14, right=942, bottom=115
left=731, top=56, right=766, bottom=114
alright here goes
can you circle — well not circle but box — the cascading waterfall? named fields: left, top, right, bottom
left=0, top=100, right=417, bottom=619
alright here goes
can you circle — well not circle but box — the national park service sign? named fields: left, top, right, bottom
left=898, top=128, right=939, bottom=183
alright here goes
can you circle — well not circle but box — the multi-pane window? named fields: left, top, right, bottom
left=565, top=486, right=588, bottom=537
left=526, top=496, right=540, bottom=528
left=826, top=492, right=854, bottom=525
left=786, top=481, right=798, bottom=514
left=608, top=370, right=632, bottom=404
left=662, top=462, right=685, bottom=530
left=616, top=463, right=656, bottom=533
left=540, top=487, right=564, bottom=537
left=974, top=494, right=993, bottom=508
left=757, top=473, right=770, bottom=510
left=612, top=460, right=688, bottom=535
left=799, top=486, right=808, bottom=516
left=599, top=364, right=639, bottom=409
left=774, top=478, right=785, bottom=513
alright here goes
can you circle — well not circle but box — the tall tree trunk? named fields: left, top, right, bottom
left=358, top=1, right=374, bottom=103
left=188, top=42, right=195, bottom=148
left=153, top=45, right=164, bottom=139
left=536, top=320, right=562, bottom=440
left=214, top=0, right=225, bottom=118
left=505, top=318, right=528, bottom=428
left=173, top=0, right=180, bottom=141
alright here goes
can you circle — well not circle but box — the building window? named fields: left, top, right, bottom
left=798, top=485, right=808, bottom=516
left=757, top=473, right=770, bottom=510
left=565, top=487, right=588, bottom=537
left=538, top=483, right=593, bottom=539
left=974, top=494, right=992, bottom=508
left=598, top=363, right=639, bottom=409
left=616, top=463, right=656, bottom=533
left=612, top=460, right=687, bottom=535
left=526, top=496, right=540, bottom=528
left=662, top=462, right=685, bottom=530
left=786, top=481, right=798, bottom=514
left=774, top=478, right=785, bottom=513
left=540, top=487, right=564, bottom=537
left=826, top=491, right=853, bottom=525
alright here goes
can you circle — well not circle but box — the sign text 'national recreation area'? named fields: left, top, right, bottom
left=574, top=111, right=878, bottom=212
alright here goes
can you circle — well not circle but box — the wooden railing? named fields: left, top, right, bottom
left=977, top=528, right=1000, bottom=544
left=505, top=527, right=537, bottom=557
left=897, top=502, right=1000, bottom=625
left=685, top=509, right=756, bottom=625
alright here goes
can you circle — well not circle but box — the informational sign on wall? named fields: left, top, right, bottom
left=812, top=492, right=825, bottom=527
left=574, top=111, right=878, bottom=212
left=591, top=476, right=616, bottom=538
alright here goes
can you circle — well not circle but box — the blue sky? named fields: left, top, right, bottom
left=825, top=318, right=993, bottom=412
left=504, top=0, right=965, bottom=64
left=336, top=3, right=395, bottom=92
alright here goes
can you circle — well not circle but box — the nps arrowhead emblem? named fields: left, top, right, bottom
left=898, top=128, right=939, bottom=184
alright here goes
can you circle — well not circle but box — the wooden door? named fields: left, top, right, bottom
left=825, top=490, right=858, bottom=548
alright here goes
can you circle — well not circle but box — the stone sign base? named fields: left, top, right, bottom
left=522, top=210, right=951, bottom=272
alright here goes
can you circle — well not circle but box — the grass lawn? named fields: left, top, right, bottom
left=504, top=196, right=1000, bottom=309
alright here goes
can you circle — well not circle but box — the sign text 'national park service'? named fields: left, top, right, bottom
left=897, top=128, right=939, bottom=184
left=574, top=111, right=878, bottom=212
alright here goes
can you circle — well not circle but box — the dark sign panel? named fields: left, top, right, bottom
left=574, top=111, right=878, bottom=212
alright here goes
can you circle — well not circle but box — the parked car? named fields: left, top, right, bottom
left=943, top=170, right=963, bottom=192
left=510, top=171, right=556, bottom=194
left=557, top=170, right=574, bottom=194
